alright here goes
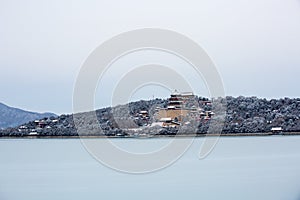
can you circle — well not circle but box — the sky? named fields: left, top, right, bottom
left=0, top=0, right=300, bottom=114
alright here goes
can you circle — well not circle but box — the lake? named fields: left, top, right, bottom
left=1, top=136, right=300, bottom=200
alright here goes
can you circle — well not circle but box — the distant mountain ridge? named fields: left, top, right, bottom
left=0, top=102, right=57, bottom=129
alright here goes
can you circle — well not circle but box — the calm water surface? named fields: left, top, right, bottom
left=1, top=136, right=300, bottom=200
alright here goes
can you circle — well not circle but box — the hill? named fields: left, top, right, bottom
left=1, top=96, right=300, bottom=137
left=0, top=102, right=57, bottom=129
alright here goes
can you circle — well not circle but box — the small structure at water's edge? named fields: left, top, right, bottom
left=271, top=127, right=283, bottom=134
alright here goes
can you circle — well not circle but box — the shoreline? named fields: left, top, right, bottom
left=1, top=132, right=300, bottom=139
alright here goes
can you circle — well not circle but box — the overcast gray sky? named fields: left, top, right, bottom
left=0, top=0, right=300, bottom=114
